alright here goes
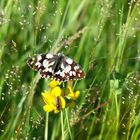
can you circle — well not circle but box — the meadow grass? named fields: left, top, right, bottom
left=0, top=0, right=140, bottom=140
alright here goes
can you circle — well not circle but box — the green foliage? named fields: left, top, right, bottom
left=0, top=0, right=140, bottom=139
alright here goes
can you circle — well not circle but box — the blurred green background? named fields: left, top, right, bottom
left=0, top=0, right=140, bottom=140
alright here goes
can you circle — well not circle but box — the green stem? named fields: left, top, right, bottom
left=45, top=112, right=49, bottom=140
left=65, top=109, right=73, bottom=140
left=61, top=111, right=64, bottom=140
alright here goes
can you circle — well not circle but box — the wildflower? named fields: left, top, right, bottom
left=65, top=85, right=80, bottom=100
left=49, top=80, right=61, bottom=88
left=65, top=81, right=80, bottom=100
left=41, top=80, right=80, bottom=113
left=41, top=91, right=66, bottom=114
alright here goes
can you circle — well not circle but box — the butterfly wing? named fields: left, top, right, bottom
left=53, top=56, right=85, bottom=82
left=27, top=53, right=58, bottom=79
left=27, top=53, right=85, bottom=82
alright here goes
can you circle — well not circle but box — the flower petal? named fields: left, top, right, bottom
left=51, top=86, right=62, bottom=96
left=49, top=80, right=61, bottom=88
left=60, top=96, right=66, bottom=109
left=73, top=91, right=80, bottom=100
left=43, top=105, right=54, bottom=112
left=41, top=92, right=53, bottom=104
left=66, top=86, right=80, bottom=100
left=54, top=109, right=60, bottom=113
left=67, top=85, right=73, bottom=94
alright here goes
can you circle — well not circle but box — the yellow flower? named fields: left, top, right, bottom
left=49, top=80, right=61, bottom=89
left=50, top=86, right=62, bottom=96
left=41, top=80, right=80, bottom=113
left=49, top=80, right=65, bottom=96
left=66, top=85, right=80, bottom=100
left=41, top=90, right=66, bottom=113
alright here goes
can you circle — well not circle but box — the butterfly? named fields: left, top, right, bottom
left=27, top=53, right=85, bottom=82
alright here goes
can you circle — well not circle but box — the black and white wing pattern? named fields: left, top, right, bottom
left=53, top=56, right=85, bottom=81
left=27, top=53, right=58, bottom=79
left=27, top=53, right=85, bottom=82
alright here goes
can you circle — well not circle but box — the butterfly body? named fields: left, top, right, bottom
left=27, top=53, right=85, bottom=82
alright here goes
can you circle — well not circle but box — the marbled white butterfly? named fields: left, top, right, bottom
left=27, top=53, right=85, bottom=82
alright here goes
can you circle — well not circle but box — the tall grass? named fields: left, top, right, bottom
left=0, top=0, right=140, bottom=139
